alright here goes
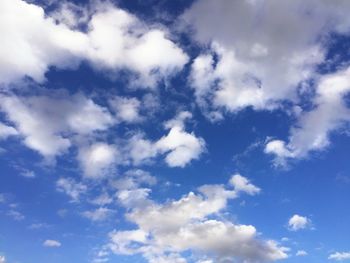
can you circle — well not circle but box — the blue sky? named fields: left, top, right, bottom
left=0, top=0, right=350, bottom=262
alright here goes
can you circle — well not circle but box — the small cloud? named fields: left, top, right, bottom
left=43, top=240, right=61, bottom=247
left=296, top=250, right=308, bottom=256
left=82, top=207, right=113, bottom=222
left=328, top=251, right=350, bottom=261
left=288, top=214, right=311, bottom=231
left=28, top=223, right=50, bottom=230
left=0, top=255, right=5, bottom=263
left=20, top=170, right=36, bottom=178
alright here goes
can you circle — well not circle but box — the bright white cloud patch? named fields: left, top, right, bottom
left=296, top=250, right=308, bottom=256
left=0, top=255, right=5, bottom=263
left=109, top=96, right=142, bottom=123
left=288, top=214, right=311, bottom=231
left=43, top=240, right=61, bottom=247
left=329, top=251, right=350, bottom=261
left=106, top=175, right=288, bottom=262
left=0, top=93, right=114, bottom=158
left=229, top=174, right=261, bottom=195
left=265, top=67, right=350, bottom=165
left=0, top=0, right=188, bottom=87
left=126, top=111, right=206, bottom=167
left=0, top=123, right=18, bottom=139
left=78, top=143, right=119, bottom=179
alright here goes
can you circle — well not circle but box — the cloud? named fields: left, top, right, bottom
left=288, top=214, right=311, bottom=231
left=0, top=123, right=18, bottom=139
left=107, top=175, right=288, bottom=262
left=229, top=174, right=261, bottom=195
left=329, top=252, right=350, bottom=261
left=78, top=143, right=119, bottom=179
left=184, top=0, right=350, bottom=116
left=0, top=0, right=188, bottom=87
left=265, top=67, right=350, bottom=165
left=0, top=93, right=114, bottom=158
left=296, top=250, right=308, bottom=256
left=6, top=210, right=25, bottom=221
left=56, top=177, right=87, bottom=202
left=0, top=255, right=5, bottom=263
left=82, top=207, right=114, bottom=222
left=126, top=111, right=206, bottom=168
left=109, top=96, right=142, bottom=123
left=43, top=240, right=61, bottom=247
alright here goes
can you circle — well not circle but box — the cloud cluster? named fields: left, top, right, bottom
left=43, top=239, right=61, bottom=248
left=0, top=0, right=188, bottom=87
left=106, top=174, right=288, bottom=262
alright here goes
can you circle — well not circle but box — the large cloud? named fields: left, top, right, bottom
left=0, top=0, right=188, bottom=87
left=105, top=174, right=288, bottom=262
left=185, top=0, right=350, bottom=114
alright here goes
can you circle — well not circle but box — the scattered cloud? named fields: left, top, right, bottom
left=288, top=214, right=311, bottom=231
left=329, top=251, right=350, bottom=261
left=296, top=250, right=308, bottom=256
left=56, top=177, right=87, bottom=202
left=43, top=240, right=61, bottom=248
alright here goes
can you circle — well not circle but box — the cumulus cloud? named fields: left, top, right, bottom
left=56, top=177, right=87, bottom=202
left=329, top=251, right=350, bottom=261
left=109, top=96, right=142, bottom=123
left=0, top=0, right=188, bottom=87
left=106, top=174, right=288, bottom=262
left=43, top=239, right=61, bottom=247
left=265, top=67, right=350, bottom=165
left=185, top=0, right=350, bottom=115
left=0, top=255, right=5, bottom=263
left=126, top=111, right=206, bottom=167
left=78, top=143, right=119, bottom=179
left=229, top=174, right=261, bottom=195
left=288, top=214, right=311, bottom=231
left=0, top=93, right=114, bottom=158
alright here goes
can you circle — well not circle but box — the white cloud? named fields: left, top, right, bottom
left=329, top=251, right=350, bottom=261
left=126, top=111, right=206, bottom=168
left=0, top=255, right=5, bottom=263
left=288, top=214, right=311, bottom=231
left=20, top=170, right=36, bottom=178
left=90, top=192, right=113, bottom=206
left=229, top=174, right=261, bottom=195
left=43, top=239, right=61, bottom=247
left=0, top=93, right=114, bottom=158
left=82, top=207, right=113, bottom=222
left=107, top=175, right=288, bottom=262
left=78, top=143, right=119, bottom=179
left=0, top=0, right=188, bottom=87
left=109, top=96, right=142, bottom=123
left=296, top=250, right=308, bottom=256
left=184, top=0, right=350, bottom=125
left=0, top=123, right=18, bottom=139
left=56, top=177, right=87, bottom=202
left=265, top=67, right=350, bottom=165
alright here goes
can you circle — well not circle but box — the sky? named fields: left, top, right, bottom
left=0, top=0, right=350, bottom=262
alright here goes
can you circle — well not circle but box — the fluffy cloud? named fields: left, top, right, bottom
left=56, top=177, right=87, bottom=202
left=265, top=67, right=350, bottom=165
left=126, top=111, right=206, bottom=167
left=109, top=97, right=142, bottom=123
left=43, top=240, right=61, bottom=247
left=0, top=0, right=188, bottom=87
left=288, top=214, right=311, bottom=231
left=329, top=251, right=350, bottom=261
left=229, top=174, right=261, bottom=195
left=107, top=174, right=288, bottom=262
left=0, top=255, right=5, bottom=263
left=78, top=143, right=119, bottom=179
left=0, top=93, right=114, bottom=158
left=185, top=0, right=350, bottom=115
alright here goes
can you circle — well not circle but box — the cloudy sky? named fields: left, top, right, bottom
left=0, top=0, right=350, bottom=262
